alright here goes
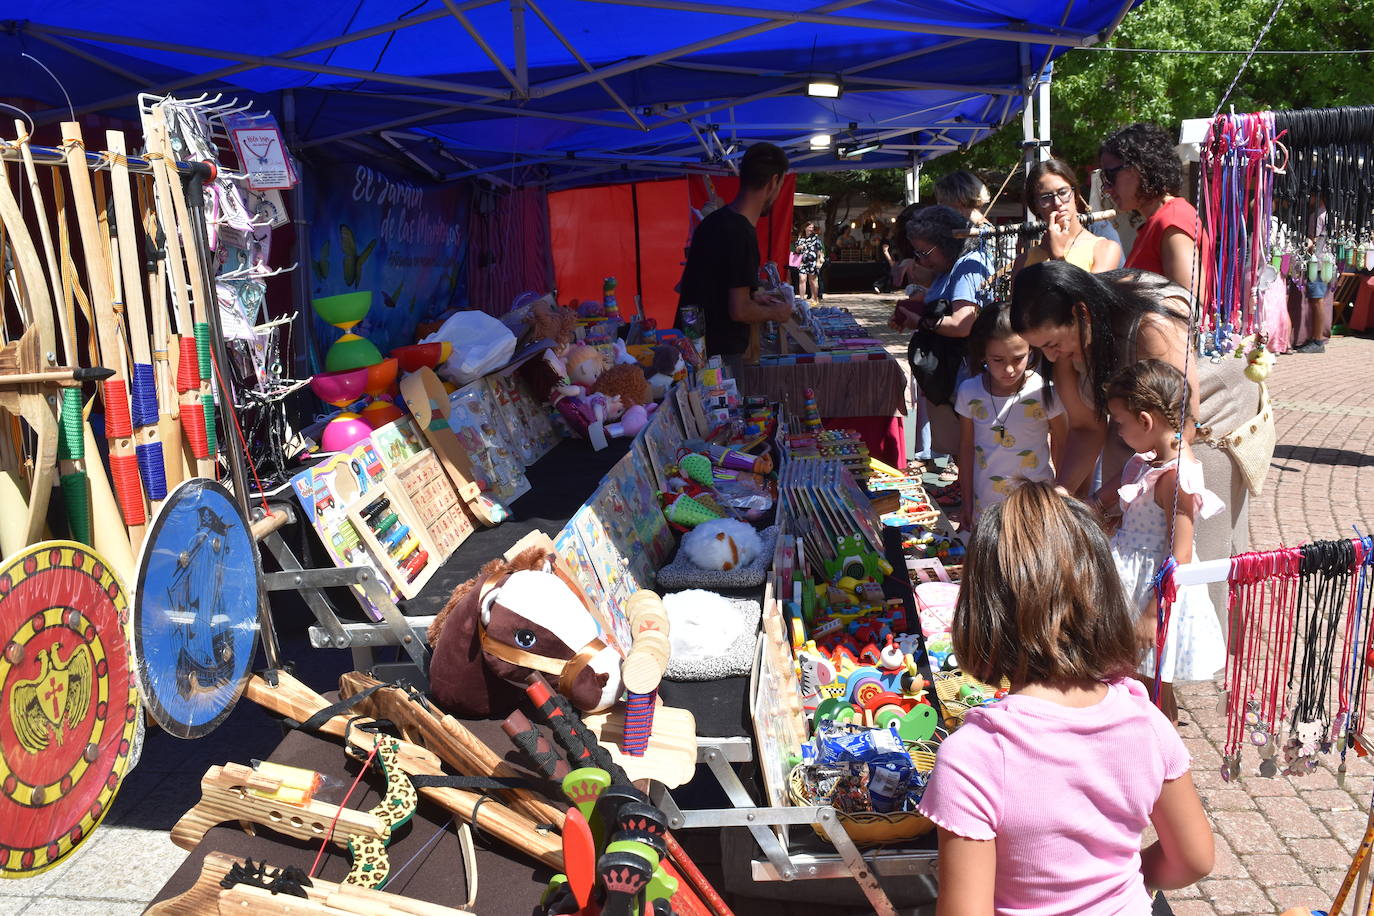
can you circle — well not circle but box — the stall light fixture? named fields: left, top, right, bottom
left=809, top=133, right=832, bottom=149
left=806, top=77, right=843, bottom=99
left=836, top=140, right=882, bottom=159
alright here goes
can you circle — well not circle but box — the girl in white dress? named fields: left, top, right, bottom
left=1105, top=359, right=1227, bottom=723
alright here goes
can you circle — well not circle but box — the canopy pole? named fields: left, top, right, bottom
left=281, top=90, right=316, bottom=379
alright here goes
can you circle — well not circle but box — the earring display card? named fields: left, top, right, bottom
left=390, top=448, right=474, bottom=559
left=289, top=441, right=400, bottom=619
left=344, top=481, right=440, bottom=600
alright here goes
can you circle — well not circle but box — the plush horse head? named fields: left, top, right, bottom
left=428, top=545, right=623, bottom=718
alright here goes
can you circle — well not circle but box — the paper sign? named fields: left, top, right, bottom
left=230, top=123, right=295, bottom=190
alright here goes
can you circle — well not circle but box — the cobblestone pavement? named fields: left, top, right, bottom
left=834, top=291, right=1374, bottom=915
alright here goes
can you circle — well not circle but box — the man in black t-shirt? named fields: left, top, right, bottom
left=677, top=143, right=794, bottom=358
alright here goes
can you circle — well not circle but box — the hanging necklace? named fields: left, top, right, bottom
left=984, top=372, right=1027, bottom=444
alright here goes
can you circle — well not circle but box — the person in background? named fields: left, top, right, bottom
left=1297, top=188, right=1332, bottom=353
left=891, top=205, right=992, bottom=471
left=874, top=227, right=897, bottom=293
left=1013, top=158, right=1122, bottom=276
left=934, top=170, right=992, bottom=227
left=676, top=142, right=793, bottom=359
left=890, top=203, right=935, bottom=292
left=919, top=481, right=1214, bottom=915
left=1100, top=122, right=1209, bottom=298
left=955, top=302, right=1066, bottom=530
left=793, top=221, right=825, bottom=302
left=1105, top=360, right=1227, bottom=724
left=837, top=225, right=859, bottom=250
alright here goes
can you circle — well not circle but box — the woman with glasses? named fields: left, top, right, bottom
left=891, top=205, right=993, bottom=467
left=1099, top=123, right=1208, bottom=297
left=1014, top=159, right=1122, bottom=276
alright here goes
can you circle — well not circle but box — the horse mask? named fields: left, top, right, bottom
left=428, top=546, right=623, bottom=718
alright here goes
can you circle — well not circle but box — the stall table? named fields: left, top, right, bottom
left=735, top=354, right=908, bottom=465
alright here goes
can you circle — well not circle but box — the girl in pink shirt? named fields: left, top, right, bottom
left=918, top=481, right=1214, bottom=915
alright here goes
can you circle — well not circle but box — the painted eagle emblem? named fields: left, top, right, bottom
left=9, top=642, right=93, bottom=754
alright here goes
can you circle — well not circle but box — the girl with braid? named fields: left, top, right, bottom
left=1105, top=360, right=1226, bottom=722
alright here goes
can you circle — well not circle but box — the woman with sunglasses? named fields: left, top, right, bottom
left=1099, top=123, right=1208, bottom=298
left=1014, top=159, right=1122, bottom=276
left=891, top=205, right=993, bottom=465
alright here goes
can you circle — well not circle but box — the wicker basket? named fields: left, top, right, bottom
left=934, top=669, right=1005, bottom=729
left=787, top=747, right=938, bottom=847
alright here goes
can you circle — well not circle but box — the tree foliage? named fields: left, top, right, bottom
left=919, top=0, right=1374, bottom=198
left=795, top=169, right=907, bottom=244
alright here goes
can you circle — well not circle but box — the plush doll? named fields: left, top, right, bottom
left=530, top=298, right=577, bottom=351
left=428, top=545, right=623, bottom=717
left=680, top=517, right=764, bottom=571
left=646, top=345, right=686, bottom=400
left=592, top=362, right=653, bottom=409
left=563, top=344, right=606, bottom=393
left=607, top=402, right=655, bottom=438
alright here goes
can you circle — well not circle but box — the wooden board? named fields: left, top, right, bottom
left=344, top=482, right=440, bottom=600
left=390, top=449, right=473, bottom=560
left=582, top=702, right=697, bottom=788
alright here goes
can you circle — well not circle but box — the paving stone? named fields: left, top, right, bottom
left=1265, top=884, right=1329, bottom=911
left=1199, top=877, right=1271, bottom=914
left=1208, top=833, right=1247, bottom=880
left=1255, top=795, right=1335, bottom=838
left=1166, top=899, right=1219, bottom=916
left=1239, top=853, right=1309, bottom=885
left=18, top=898, right=145, bottom=916
left=1243, top=775, right=1299, bottom=797
left=1321, top=808, right=1373, bottom=853
left=1212, top=810, right=1287, bottom=855
left=1288, top=836, right=1355, bottom=870
left=1168, top=881, right=1202, bottom=899
left=1299, top=788, right=1360, bottom=812
left=1314, top=868, right=1350, bottom=898
left=1197, top=787, right=1258, bottom=811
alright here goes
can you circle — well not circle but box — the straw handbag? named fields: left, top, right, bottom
left=1213, top=381, right=1276, bottom=496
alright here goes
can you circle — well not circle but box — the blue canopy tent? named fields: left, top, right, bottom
left=2, top=0, right=1140, bottom=187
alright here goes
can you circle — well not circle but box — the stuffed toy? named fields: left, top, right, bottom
left=592, top=362, right=653, bottom=408
left=662, top=590, right=744, bottom=662
left=530, top=298, right=577, bottom=349
left=607, top=402, right=655, bottom=438
left=563, top=344, right=606, bottom=392
left=679, top=517, right=764, bottom=571
left=428, top=545, right=623, bottom=717
left=646, top=345, right=685, bottom=400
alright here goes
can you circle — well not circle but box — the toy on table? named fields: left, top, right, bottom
left=427, top=537, right=624, bottom=717
left=400, top=367, right=507, bottom=524
left=621, top=591, right=671, bottom=756
left=801, top=386, right=823, bottom=431
left=602, top=276, right=621, bottom=321
left=679, top=517, right=763, bottom=571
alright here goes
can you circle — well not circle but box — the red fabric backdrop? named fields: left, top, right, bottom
left=468, top=186, right=554, bottom=316
left=549, top=174, right=795, bottom=330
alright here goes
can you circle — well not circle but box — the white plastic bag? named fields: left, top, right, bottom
left=423, top=310, right=516, bottom=385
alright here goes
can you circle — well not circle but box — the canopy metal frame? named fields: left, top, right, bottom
left=10, top=0, right=1131, bottom=183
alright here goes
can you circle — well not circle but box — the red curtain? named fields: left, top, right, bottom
left=468, top=186, right=554, bottom=317
left=686, top=174, right=796, bottom=277
left=550, top=174, right=796, bottom=331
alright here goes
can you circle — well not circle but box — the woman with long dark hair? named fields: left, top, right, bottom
left=1010, top=261, right=1256, bottom=622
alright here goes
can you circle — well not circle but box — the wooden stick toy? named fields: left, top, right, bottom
left=244, top=671, right=563, bottom=871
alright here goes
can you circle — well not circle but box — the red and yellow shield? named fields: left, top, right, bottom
left=0, top=542, right=138, bottom=879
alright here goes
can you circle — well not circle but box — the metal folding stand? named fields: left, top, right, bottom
left=171, top=140, right=433, bottom=685
left=650, top=735, right=937, bottom=916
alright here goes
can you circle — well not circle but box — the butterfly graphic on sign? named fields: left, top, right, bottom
left=243, top=135, right=277, bottom=166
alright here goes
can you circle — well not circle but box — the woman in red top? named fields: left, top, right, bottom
left=1100, top=123, right=1207, bottom=299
